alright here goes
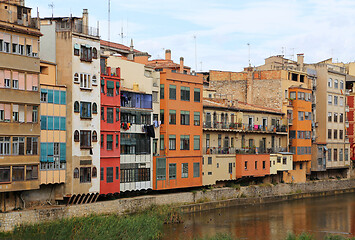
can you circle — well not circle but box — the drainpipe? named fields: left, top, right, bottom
left=20, top=192, right=25, bottom=209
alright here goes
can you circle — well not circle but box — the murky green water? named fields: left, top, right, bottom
left=163, top=193, right=355, bottom=240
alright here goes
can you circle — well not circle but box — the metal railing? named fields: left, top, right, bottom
left=203, top=121, right=287, bottom=133
left=56, top=21, right=99, bottom=37
left=203, top=147, right=287, bottom=155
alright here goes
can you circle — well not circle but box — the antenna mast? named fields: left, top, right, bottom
left=48, top=2, right=54, bottom=18
left=108, top=0, right=110, bottom=42
left=247, top=43, right=251, bottom=67
left=194, top=35, right=197, bottom=71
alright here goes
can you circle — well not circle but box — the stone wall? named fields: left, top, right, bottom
left=0, top=179, right=354, bottom=232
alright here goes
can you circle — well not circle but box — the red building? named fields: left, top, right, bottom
left=100, top=65, right=121, bottom=195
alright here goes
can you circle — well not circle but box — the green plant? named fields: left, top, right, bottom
left=286, top=232, right=315, bottom=240
left=195, top=233, right=237, bottom=240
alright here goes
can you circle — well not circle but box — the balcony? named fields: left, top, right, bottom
left=203, top=147, right=287, bottom=155
left=203, top=121, right=287, bottom=133
left=55, top=21, right=99, bottom=37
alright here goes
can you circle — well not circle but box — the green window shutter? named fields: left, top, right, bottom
left=116, top=108, right=120, bottom=113
left=107, top=135, right=113, bottom=141
left=116, top=81, right=120, bottom=88
left=107, top=81, right=114, bottom=89
left=101, top=80, right=105, bottom=86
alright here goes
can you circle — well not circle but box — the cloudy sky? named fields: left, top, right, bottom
left=27, top=0, right=355, bottom=72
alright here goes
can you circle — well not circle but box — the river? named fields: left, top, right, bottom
left=163, top=192, right=355, bottom=240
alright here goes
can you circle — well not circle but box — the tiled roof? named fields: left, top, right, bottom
left=146, top=59, right=191, bottom=70
left=203, top=98, right=282, bottom=114
left=100, top=40, right=141, bottom=53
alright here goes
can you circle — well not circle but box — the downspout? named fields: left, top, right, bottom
left=20, top=192, right=25, bottom=209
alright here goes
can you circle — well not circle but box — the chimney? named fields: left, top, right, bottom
left=180, top=57, right=184, bottom=73
left=297, top=53, right=304, bottom=70
left=165, top=49, right=171, bottom=60
left=82, top=9, right=88, bottom=34
left=127, top=39, right=134, bottom=61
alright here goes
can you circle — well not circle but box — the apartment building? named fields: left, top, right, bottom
left=100, top=63, right=120, bottom=195
left=147, top=50, right=203, bottom=190
left=202, top=97, right=289, bottom=185
left=39, top=61, right=66, bottom=188
left=0, top=0, right=41, bottom=211
left=40, top=10, right=101, bottom=203
left=308, top=61, right=350, bottom=178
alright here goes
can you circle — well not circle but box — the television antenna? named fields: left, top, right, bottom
left=48, top=2, right=54, bottom=18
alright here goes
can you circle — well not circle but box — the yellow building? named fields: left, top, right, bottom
left=0, top=0, right=41, bottom=211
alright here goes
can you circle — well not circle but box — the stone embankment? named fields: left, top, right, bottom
left=1, top=179, right=354, bottom=232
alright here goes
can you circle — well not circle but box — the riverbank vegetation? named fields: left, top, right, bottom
left=0, top=205, right=182, bottom=240
left=195, top=233, right=355, bottom=240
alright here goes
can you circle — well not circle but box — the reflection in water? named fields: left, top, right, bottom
left=163, top=193, right=355, bottom=240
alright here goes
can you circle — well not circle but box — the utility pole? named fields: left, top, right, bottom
left=108, top=0, right=110, bottom=42
left=194, top=35, right=197, bottom=71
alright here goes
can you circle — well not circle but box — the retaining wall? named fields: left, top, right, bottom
left=0, top=179, right=354, bottom=232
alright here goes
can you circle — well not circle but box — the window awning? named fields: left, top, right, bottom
left=107, top=81, right=114, bottom=89
left=74, top=43, right=80, bottom=50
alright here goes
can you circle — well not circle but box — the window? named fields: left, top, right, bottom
left=300, top=163, right=303, bottom=169
left=12, top=105, right=19, bottom=122
left=160, top=109, right=164, bottom=124
left=194, top=112, right=200, bottom=126
left=290, top=91, right=296, bottom=99
left=93, top=47, right=98, bottom=59
left=182, top=163, right=188, bottom=178
left=328, top=112, right=332, bottom=122
left=328, top=129, right=332, bottom=139
left=169, top=135, right=176, bottom=150
left=340, top=97, right=344, bottom=106
left=334, top=79, right=338, bottom=89
left=156, top=158, right=166, bottom=180
left=244, top=161, right=248, bottom=170
left=194, top=88, right=200, bottom=102
left=74, top=73, right=79, bottom=83
left=116, top=167, right=119, bottom=180
left=328, top=78, right=332, bottom=88
left=345, top=149, right=349, bottom=161
left=339, top=149, right=343, bottom=161
left=12, top=78, right=18, bottom=89
left=334, top=113, right=338, bottom=122
left=298, top=111, right=304, bottom=121
left=80, top=45, right=92, bottom=62
left=74, top=101, right=80, bottom=113
left=208, top=157, right=212, bottom=165
left=74, top=130, right=80, bottom=142
left=80, top=167, right=91, bottom=183
left=92, top=167, right=97, bottom=178
left=107, top=108, right=113, bottom=123
left=12, top=166, right=24, bottom=181
left=340, top=113, right=344, bottom=123
left=194, top=135, right=200, bottom=150
left=283, top=157, right=287, bottom=165
left=106, top=167, right=113, bottom=183
left=26, top=165, right=38, bottom=180
left=0, top=167, right=10, bottom=182
left=180, top=135, right=189, bottom=150
left=255, top=161, right=258, bottom=169
left=40, top=91, right=47, bottom=102
left=116, top=108, right=120, bottom=122
left=160, top=84, right=164, bottom=99
left=0, top=137, right=11, bottom=155
left=262, top=161, right=266, bottom=169
left=101, top=107, right=105, bottom=120
left=92, top=103, right=98, bottom=114
left=333, top=149, right=338, bottom=161
left=101, top=134, right=104, bottom=148
left=328, top=95, right=332, bottom=104
left=160, top=135, right=164, bottom=150
left=169, top=110, right=176, bottom=124
left=328, top=149, right=332, bottom=162
left=74, top=168, right=79, bottom=178
left=12, top=137, right=24, bottom=155
left=334, top=96, right=338, bottom=105
left=3, top=34, right=10, bottom=53
left=92, top=131, right=98, bottom=142
left=74, top=44, right=80, bottom=56
left=107, top=81, right=114, bottom=96
left=4, top=77, right=10, bottom=88
left=92, top=75, right=97, bottom=85
left=340, top=80, right=344, bottom=90
left=80, top=102, right=92, bottom=118
left=26, top=137, right=38, bottom=155
left=305, top=112, right=311, bottom=120
left=169, top=85, right=176, bottom=100
left=180, top=111, right=190, bottom=125
left=340, top=130, right=343, bottom=139
left=80, top=73, right=90, bottom=89
left=290, top=130, right=296, bottom=139
left=169, top=163, right=176, bottom=179
left=334, top=130, right=337, bottom=139
left=80, top=130, right=91, bottom=148
left=193, top=162, right=200, bottom=177
left=181, top=86, right=190, bottom=101
left=152, top=91, right=158, bottom=103
left=107, top=135, right=113, bottom=150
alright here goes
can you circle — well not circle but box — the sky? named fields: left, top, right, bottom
left=26, top=0, right=355, bottom=72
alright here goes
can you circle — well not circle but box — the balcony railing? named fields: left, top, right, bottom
left=203, top=147, right=287, bottom=155
left=203, top=122, right=287, bottom=133
left=56, top=21, right=99, bottom=37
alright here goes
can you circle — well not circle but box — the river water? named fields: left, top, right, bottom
left=163, top=193, right=355, bottom=240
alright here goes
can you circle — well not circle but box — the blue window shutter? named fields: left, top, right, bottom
left=60, top=91, right=66, bottom=105
left=80, top=103, right=83, bottom=118
left=54, top=117, right=60, bottom=130
left=40, top=116, right=47, bottom=130
left=47, top=90, right=53, bottom=103
left=54, top=90, right=60, bottom=104
left=60, top=117, right=66, bottom=130
left=60, top=143, right=66, bottom=162
left=47, top=117, right=54, bottom=130
left=88, top=103, right=91, bottom=117
left=47, top=143, right=54, bottom=162
left=40, top=143, right=47, bottom=162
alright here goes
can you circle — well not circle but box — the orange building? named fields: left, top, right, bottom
left=147, top=50, right=203, bottom=190
left=235, top=154, right=270, bottom=178
left=288, top=87, right=312, bottom=182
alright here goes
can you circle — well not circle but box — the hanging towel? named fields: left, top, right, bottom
left=147, top=125, right=155, bottom=138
